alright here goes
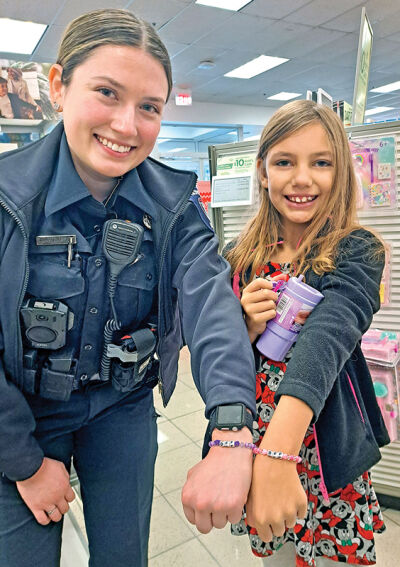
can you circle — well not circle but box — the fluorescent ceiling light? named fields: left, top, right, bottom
left=370, top=81, right=400, bottom=94
left=196, top=0, right=252, bottom=10
left=268, top=91, right=301, bottom=101
left=364, top=107, right=394, bottom=116
left=157, top=139, right=171, bottom=144
left=225, top=55, right=289, bottom=79
left=167, top=147, right=188, bottom=153
left=0, top=18, right=47, bottom=55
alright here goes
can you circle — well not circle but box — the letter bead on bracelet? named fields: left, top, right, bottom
left=208, top=440, right=302, bottom=464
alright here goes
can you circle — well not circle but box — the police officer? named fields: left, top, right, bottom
left=0, top=9, right=256, bottom=567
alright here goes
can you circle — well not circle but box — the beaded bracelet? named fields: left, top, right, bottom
left=252, top=447, right=302, bottom=464
left=209, top=440, right=255, bottom=449
left=208, top=440, right=302, bottom=464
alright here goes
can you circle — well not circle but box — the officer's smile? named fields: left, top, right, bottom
left=94, top=134, right=133, bottom=155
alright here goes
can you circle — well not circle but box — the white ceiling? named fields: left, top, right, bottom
left=2, top=0, right=400, bottom=120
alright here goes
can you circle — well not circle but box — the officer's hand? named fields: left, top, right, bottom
left=181, top=427, right=252, bottom=533
left=16, top=457, right=75, bottom=525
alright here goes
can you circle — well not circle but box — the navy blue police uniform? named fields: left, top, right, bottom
left=0, top=123, right=256, bottom=567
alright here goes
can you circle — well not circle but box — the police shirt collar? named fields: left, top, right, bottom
left=45, top=134, right=90, bottom=217
left=118, top=167, right=157, bottom=219
left=45, top=133, right=156, bottom=219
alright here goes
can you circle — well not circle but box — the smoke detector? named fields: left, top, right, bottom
left=197, top=60, right=216, bottom=70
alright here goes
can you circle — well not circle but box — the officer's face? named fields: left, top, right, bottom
left=49, top=45, right=168, bottom=191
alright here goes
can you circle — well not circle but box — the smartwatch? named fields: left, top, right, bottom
left=209, top=403, right=253, bottom=434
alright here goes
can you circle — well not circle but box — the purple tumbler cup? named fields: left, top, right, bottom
left=256, top=275, right=324, bottom=361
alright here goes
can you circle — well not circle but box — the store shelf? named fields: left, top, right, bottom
left=0, top=118, right=56, bottom=135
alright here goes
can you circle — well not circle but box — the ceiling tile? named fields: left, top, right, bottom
left=157, top=3, right=232, bottom=44
left=53, top=0, right=127, bottom=26
left=191, top=12, right=276, bottom=50
left=241, top=0, right=311, bottom=20
left=323, top=6, right=370, bottom=32
left=285, top=0, right=364, bottom=27
left=162, top=41, right=189, bottom=58
left=124, top=0, right=189, bottom=29
left=325, top=0, right=400, bottom=32
left=0, top=0, right=60, bottom=25
left=385, top=31, right=400, bottom=43
left=275, top=27, right=346, bottom=59
left=298, top=34, right=358, bottom=67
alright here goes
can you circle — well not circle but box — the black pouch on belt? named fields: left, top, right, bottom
left=39, top=348, right=76, bottom=401
left=109, top=328, right=157, bottom=393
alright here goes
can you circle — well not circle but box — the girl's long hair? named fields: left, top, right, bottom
left=226, top=100, right=361, bottom=283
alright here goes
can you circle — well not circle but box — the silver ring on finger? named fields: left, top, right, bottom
left=46, top=506, right=57, bottom=517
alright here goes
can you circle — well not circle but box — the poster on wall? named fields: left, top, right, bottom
left=349, top=136, right=397, bottom=210
left=0, top=60, right=58, bottom=121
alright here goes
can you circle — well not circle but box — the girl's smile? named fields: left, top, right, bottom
left=260, top=122, right=334, bottom=237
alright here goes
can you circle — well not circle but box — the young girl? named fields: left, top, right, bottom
left=226, top=100, right=390, bottom=567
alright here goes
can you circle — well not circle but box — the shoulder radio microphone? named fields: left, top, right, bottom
left=100, top=219, right=145, bottom=382
left=102, top=219, right=144, bottom=278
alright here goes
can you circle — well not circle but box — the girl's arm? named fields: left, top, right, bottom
left=246, top=395, right=312, bottom=542
left=276, top=230, right=384, bottom=419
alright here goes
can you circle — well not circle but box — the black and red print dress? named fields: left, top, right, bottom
left=232, top=262, right=385, bottom=567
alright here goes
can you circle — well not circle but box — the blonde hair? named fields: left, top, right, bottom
left=57, top=9, right=172, bottom=100
left=227, top=99, right=362, bottom=282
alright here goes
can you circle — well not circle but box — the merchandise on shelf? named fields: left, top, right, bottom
left=349, top=136, right=397, bottom=210
left=361, top=329, right=399, bottom=363
left=361, top=328, right=400, bottom=442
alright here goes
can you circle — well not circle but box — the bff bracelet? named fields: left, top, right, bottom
left=208, top=440, right=302, bottom=464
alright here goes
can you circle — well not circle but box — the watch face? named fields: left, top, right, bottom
left=217, top=404, right=244, bottom=426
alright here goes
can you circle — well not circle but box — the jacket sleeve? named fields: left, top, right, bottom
left=275, top=229, right=384, bottom=420
left=171, top=200, right=256, bottom=418
left=0, top=341, right=44, bottom=481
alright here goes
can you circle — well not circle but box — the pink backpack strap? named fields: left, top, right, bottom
left=232, top=271, right=241, bottom=299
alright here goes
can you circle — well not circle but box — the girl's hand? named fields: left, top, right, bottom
left=246, top=457, right=307, bottom=542
left=241, top=278, right=278, bottom=343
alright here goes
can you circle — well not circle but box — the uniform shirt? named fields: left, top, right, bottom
left=25, top=134, right=157, bottom=382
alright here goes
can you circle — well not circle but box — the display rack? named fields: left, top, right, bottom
left=208, top=140, right=258, bottom=252
left=0, top=118, right=56, bottom=137
left=209, top=123, right=400, bottom=502
left=347, top=120, right=400, bottom=500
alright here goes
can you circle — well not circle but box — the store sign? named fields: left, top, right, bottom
left=352, top=7, right=373, bottom=125
left=216, top=152, right=256, bottom=176
left=175, top=92, right=192, bottom=106
left=211, top=173, right=253, bottom=208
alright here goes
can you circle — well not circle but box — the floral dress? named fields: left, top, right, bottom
left=232, top=262, right=385, bottom=566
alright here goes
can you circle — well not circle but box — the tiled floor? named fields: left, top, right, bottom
left=62, top=347, right=400, bottom=566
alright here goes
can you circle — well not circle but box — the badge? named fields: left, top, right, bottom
left=143, top=214, right=152, bottom=230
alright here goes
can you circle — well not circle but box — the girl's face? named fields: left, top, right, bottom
left=49, top=45, right=168, bottom=187
left=261, top=123, right=335, bottom=236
